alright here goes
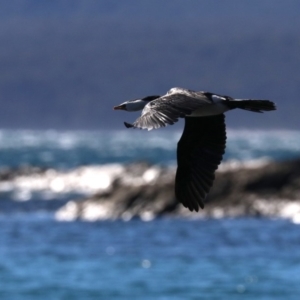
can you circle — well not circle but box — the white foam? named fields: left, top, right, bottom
left=0, top=164, right=125, bottom=198
left=253, top=199, right=300, bottom=224
left=280, top=202, right=300, bottom=224
left=218, top=158, right=270, bottom=172
left=55, top=201, right=78, bottom=221
left=0, top=163, right=172, bottom=202
left=142, top=167, right=161, bottom=183
left=81, top=202, right=114, bottom=221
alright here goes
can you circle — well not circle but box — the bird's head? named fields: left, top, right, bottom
left=113, top=95, right=160, bottom=112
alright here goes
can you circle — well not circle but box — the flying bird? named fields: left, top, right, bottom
left=113, top=87, right=276, bottom=212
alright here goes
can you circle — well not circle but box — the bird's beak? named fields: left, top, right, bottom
left=113, top=104, right=126, bottom=110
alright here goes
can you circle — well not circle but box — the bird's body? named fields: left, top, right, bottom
left=114, top=87, right=276, bottom=211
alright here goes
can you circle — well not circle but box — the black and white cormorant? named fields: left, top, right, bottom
left=113, top=87, right=276, bottom=212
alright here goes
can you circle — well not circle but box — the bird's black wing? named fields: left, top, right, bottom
left=175, top=114, right=226, bottom=211
left=125, top=93, right=211, bottom=130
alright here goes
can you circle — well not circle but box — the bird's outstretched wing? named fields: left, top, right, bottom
left=175, top=114, right=226, bottom=211
left=126, top=92, right=212, bottom=130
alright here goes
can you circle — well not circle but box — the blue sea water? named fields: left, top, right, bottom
left=1, top=216, right=300, bottom=300
left=0, top=129, right=300, bottom=299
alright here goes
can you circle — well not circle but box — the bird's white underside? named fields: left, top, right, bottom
left=190, top=102, right=229, bottom=117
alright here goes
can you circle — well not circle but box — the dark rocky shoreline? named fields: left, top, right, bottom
left=55, top=159, right=300, bottom=222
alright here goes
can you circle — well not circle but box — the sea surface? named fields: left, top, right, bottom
left=1, top=129, right=300, bottom=168
left=0, top=129, right=300, bottom=299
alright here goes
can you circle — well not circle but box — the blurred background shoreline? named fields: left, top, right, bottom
left=1, top=128, right=300, bottom=222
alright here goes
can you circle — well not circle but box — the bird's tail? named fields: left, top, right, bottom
left=227, top=99, right=276, bottom=113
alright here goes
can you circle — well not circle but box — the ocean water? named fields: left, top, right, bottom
left=1, top=216, right=300, bottom=299
left=0, top=129, right=300, bottom=299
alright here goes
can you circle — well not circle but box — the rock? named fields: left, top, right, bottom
left=56, top=158, right=300, bottom=221
left=0, top=165, right=46, bottom=181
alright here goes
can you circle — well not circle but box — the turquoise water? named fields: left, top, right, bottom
left=0, top=216, right=299, bottom=299
left=0, top=129, right=300, bottom=168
